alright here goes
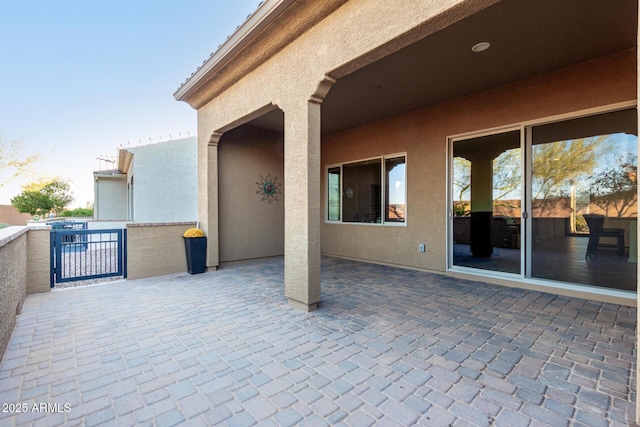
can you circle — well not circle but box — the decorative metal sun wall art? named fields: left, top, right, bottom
left=255, top=173, right=282, bottom=203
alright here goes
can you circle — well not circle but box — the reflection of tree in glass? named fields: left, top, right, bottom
left=452, top=157, right=470, bottom=211
left=532, top=136, right=612, bottom=211
left=493, top=149, right=521, bottom=209
left=591, top=154, right=637, bottom=217
left=453, top=137, right=617, bottom=216
left=454, top=151, right=523, bottom=213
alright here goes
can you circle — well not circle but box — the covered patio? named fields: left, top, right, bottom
left=0, top=257, right=635, bottom=426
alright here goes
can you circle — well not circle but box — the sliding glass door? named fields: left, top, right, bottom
left=529, top=109, right=637, bottom=291
left=450, top=108, right=637, bottom=292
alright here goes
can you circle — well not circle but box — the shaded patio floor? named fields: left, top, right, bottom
left=0, top=257, right=636, bottom=426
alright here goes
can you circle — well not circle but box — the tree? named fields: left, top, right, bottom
left=10, top=191, right=52, bottom=216
left=11, top=177, right=74, bottom=216
left=0, top=136, right=39, bottom=188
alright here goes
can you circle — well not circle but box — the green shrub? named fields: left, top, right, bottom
left=59, top=208, right=93, bottom=217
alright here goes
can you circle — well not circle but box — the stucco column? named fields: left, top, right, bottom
left=200, top=133, right=220, bottom=270
left=470, top=157, right=493, bottom=212
left=283, top=99, right=322, bottom=312
left=467, top=155, right=494, bottom=258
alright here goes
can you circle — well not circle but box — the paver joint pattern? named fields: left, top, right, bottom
left=0, top=257, right=636, bottom=426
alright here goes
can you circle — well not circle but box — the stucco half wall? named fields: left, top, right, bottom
left=0, top=225, right=51, bottom=360
left=126, top=222, right=197, bottom=280
left=0, top=227, right=27, bottom=359
left=26, top=227, right=52, bottom=294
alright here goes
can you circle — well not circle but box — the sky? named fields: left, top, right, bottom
left=0, top=0, right=262, bottom=207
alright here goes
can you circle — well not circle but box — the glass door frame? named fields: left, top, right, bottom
left=447, top=125, right=526, bottom=279
left=446, top=101, right=637, bottom=298
left=524, top=126, right=532, bottom=279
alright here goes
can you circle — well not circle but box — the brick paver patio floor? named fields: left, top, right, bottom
left=0, top=257, right=636, bottom=426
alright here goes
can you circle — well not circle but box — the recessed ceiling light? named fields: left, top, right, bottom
left=472, top=42, right=491, bottom=53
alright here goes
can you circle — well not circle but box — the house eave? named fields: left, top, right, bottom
left=93, top=171, right=126, bottom=180
left=117, top=149, right=134, bottom=174
left=173, top=0, right=295, bottom=105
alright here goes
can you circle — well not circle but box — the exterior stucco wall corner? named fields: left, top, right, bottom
left=197, top=132, right=220, bottom=270
left=217, top=125, right=284, bottom=263
left=26, top=227, right=52, bottom=294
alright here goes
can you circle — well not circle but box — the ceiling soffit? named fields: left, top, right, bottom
left=319, top=0, right=637, bottom=134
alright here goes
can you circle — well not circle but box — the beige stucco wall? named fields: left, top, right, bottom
left=94, top=175, right=128, bottom=221
left=192, top=0, right=498, bottom=308
left=219, top=126, right=284, bottom=263
left=26, top=227, right=52, bottom=294
left=321, top=49, right=637, bottom=273
left=126, top=222, right=196, bottom=280
left=187, top=0, right=636, bottom=311
left=0, top=205, right=32, bottom=226
left=0, top=227, right=28, bottom=359
left=127, top=137, right=198, bottom=223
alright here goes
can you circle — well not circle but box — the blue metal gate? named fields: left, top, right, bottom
left=50, top=226, right=127, bottom=287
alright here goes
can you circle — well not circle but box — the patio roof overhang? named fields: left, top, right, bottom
left=257, top=0, right=638, bottom=135
left=176, top=0, right=637, bottom=136
left=173, top=0, right=347, bottom=108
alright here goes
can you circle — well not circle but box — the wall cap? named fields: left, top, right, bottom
left=0, top=226, right=28, bottom=248
left=127, top=221, right=197, bottom=228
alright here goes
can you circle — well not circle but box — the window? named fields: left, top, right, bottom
left=343, top=159, right=382, bottom=223
left=327, top=167, right=341, bottom=221
left=327, top=154, right=406, bottom=224
left=385, top=156, right=406, bottom=223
